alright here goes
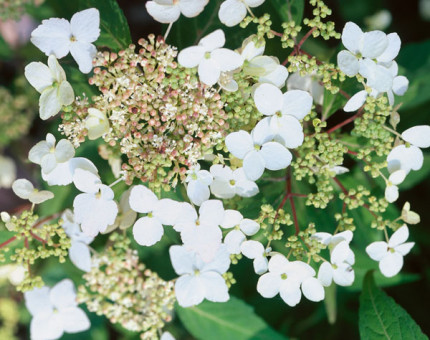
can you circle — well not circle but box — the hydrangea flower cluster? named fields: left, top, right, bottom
left=0, top=1, right=427, bottom=339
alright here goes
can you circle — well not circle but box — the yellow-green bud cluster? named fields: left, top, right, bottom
left=257, top=204, right=293, bottom=242
left=303, top=0, right=340, bottom=40
left=240, top=14, right=275, bottom=41
left=281, top=21, right=302, bottom=49
left=285, top=223, right=324, bottom=261
left=78, top=234, right=175, bottom=340
left=0, top=211, right=70, bottom=292
left=62, top=35, right=228, bottom=192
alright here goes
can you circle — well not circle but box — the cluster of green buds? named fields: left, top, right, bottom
left=0, top=210, right=70, bottom=292
left=62, top=35, right=229, bottom=191
left=77, top=234, right=175, bottom=340
left=257, top=204, right=293, bottom=243
left=304, top=0, right=341, bottom=40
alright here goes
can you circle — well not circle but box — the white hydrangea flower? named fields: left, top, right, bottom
left=30, top=8, right=100, bottom=73
left=178, top=29, right=244, bottom=86
left=185, top=163, right=213, bottom=206
left=174, top=200, right=225, bottom=263
left=257, top=254, right=324, bottom=306
left=219, top=0, right=265, bottom=27
left=384, top=169, right=407, bottom=203
left=240, top=240, right=269, bottom=274
left=318, top=241, right=355, bottom=286
left=366, top=225, right=414, bottom=277
left=401, top=202, right=421, bottom=225
left=29, top=133, right=99, bottom=186
left=239, top=36, right=288, bottom=88
left=62, top=210, right=94, bottom=272
left=12, top=179, right=54, bottom=204
left=209, top=164, right=258, bottom=199
left=221, top=210, right=260, bottom=254
left=253, top=83, right=312, bottom=149
left=1, top=212, right=15, bottom=231
left=84, top=108, right=109, bottom=140
left=225, top=125, right=292, bottom=181
left=337, top=21, right=400, bottom=77
left=312, top=230, right=353, bottom=249
left=161, top=332, right=176, bottom=340
left=0, top=155, right=16, bottom=189
left=25, top=55, right=74, bottom=120
left=72, top=169, right=118, bottom=237
left=0, top=264, right=26, bottom=286
left=146, top=0, right=209, bottom=24
left=401, top=125, right=430, bottom=149
left=129, top=185, right=183, bottom=246
left=24, top=279, right=90, bottom=340
left=170, top=244, right=230, bottom=307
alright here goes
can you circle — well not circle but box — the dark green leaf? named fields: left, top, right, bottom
left=269, top=0, right=305, bottom=25
left=175, top=296, right=288, bottom=340
left=359, top=271, right=428, bottom=340
left=79, top=0, right=132, bottom=50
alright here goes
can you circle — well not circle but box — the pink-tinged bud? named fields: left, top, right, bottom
left=149, top=119, right=156, bottom=126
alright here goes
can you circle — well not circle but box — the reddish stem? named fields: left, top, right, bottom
left=287, top=174, right=300, bottom=235
left=0, top=236, right=17, bottom=249
left=30, top=232, right=47, bottom=244
left=297, top=27, right=317, bottom=50
left=326, top=107, right=363, bottom=134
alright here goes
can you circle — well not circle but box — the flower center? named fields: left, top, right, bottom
left=70, top=35, right=77, bottom=42
left=229, top=179, right=236, bottom=186
left=281, top=273, right=288, bottom=280
left=204, top=52, right=211, bottom=59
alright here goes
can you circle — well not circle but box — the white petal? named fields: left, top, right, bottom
left=210, top=179, right=236, bottom=199
left=389, top=170, right=406, bottom=185
left=279, top=280, right=302, bottom=306
left=379, top=252, right=403, bottom=277
left=29, top=190, right=55, bottom=204
left=39, top=87, right=61, bottom=120
left=253, top=83, right=283, bottom=116
left=361, top=31, right=388, bottom=59
left=401, top=125, right=430, bottom=148
left=385, top=185, right=399, bottom=203
left=337, top=50, right=359, bottom=76
left=200, top=272, right=229, bottom=302
left=50, top=279, right=77, bottom=310
left=28, top=140, right=50, bottom=165
left=55, top=139, right=75, bottom=163
left=129, top=185, right=158, bottom=213
left=388, top=225, right=409, bottom=248
left=344, top=90, right=367, bottom=112
left=69, top=241, right=92, bottom=272
left=199, top=29, right=225, bottom=51
left=225, top=130, right=253, bottom=159
left=179, top=0, right=208, bottom=17
left=341, top=22, right=363, bottom=54
left=59, top=307, right=90, bottom=333
left=161, top=332, right=175, bottom=340
left=240, top=219, right=259, bottom=235
left=252, top=117, right=274, bottom=145
left=187, top=180, right=210, bottom=206
left=58, top=80, right=74, bottom=106
left=366, top=241, right=388, bottom=261
left=317, top=262, right=333, bottom=286
left=145, top=1, right=181, bottom=23
left=257, top=273, right=281, bottom=298
left=240, top=240, right=263, bottom=259
left=201, top=244, right=231, bottom=273
left=392, top=76, right=409, bottom=96
left=377, top=33, right=401, bottom=63
left=30, top=18, right=71, bottom=58
left=211, top=48, right=244, bottom=72
left=246, top=0, right=265, bottom=7
left=366, top=64, right=394, bottom=93
left=301, top=277, right=325, bottom=302
left=73, top=168, right=101, bottom=193
left=259, top=64, right=289, bottom=88
left=24, top=61, right=53, bottom=93
left=268, top=254, right=289, bottom=274
left=218, top=0, right=247, bottom=27
left=260, top=142, right=292, bottom=171
left=70, top=41, right=97, bottom=74
left=387, top=145, right=424, bottom=173
left=133, top=216, right=164, bottom=246
left=332, top=263, right=355, bottom=286
left=30, top=314, right=63, bottom=340
left=181, top=224, right=222, bottom=262
left=281, top=90, right=313, bottom=120
left=270, top=115, right=304, bottom=149
left=210, top=164, right=233, bottom=178
left=395, top=242, right=414, bottom=256
left=253, top=256, right=269, bottom=274
left=25, top=286, right=52, bottom=316
left=41, top=153, right=57, bottom=174
left=243, top=150, right=265, bottom=181
left=169, top=245, right=195, bottom=275
left=198, top=57, right=221, bottom=86
left=331, top=241, right=353, bottom=264
left=221, top=209, right=243, bottom=229
left=224, top=229, right=245, bottom=254
left=312, top=232, right=332, bottom=245
left=175, top=275, right=205, bottom=307
left=235, top=177, right=259, bottom=197
left=70, top=8, right=100, bottom=43
left=178, top=46, right=206, bottom=68
left=199, top=200, right=224, bottom=226
left=12, top=178, right=33, bottom=199
left=154, top=198, right=183, bottom=225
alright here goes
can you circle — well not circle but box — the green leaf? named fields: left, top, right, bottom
left=79, top=0, right=131, bottom=50
left=359, top=271, right=428, bottom=340
left=269, top=0, right=305, bottom=25
left=175, top=297, right=288, bottom=340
